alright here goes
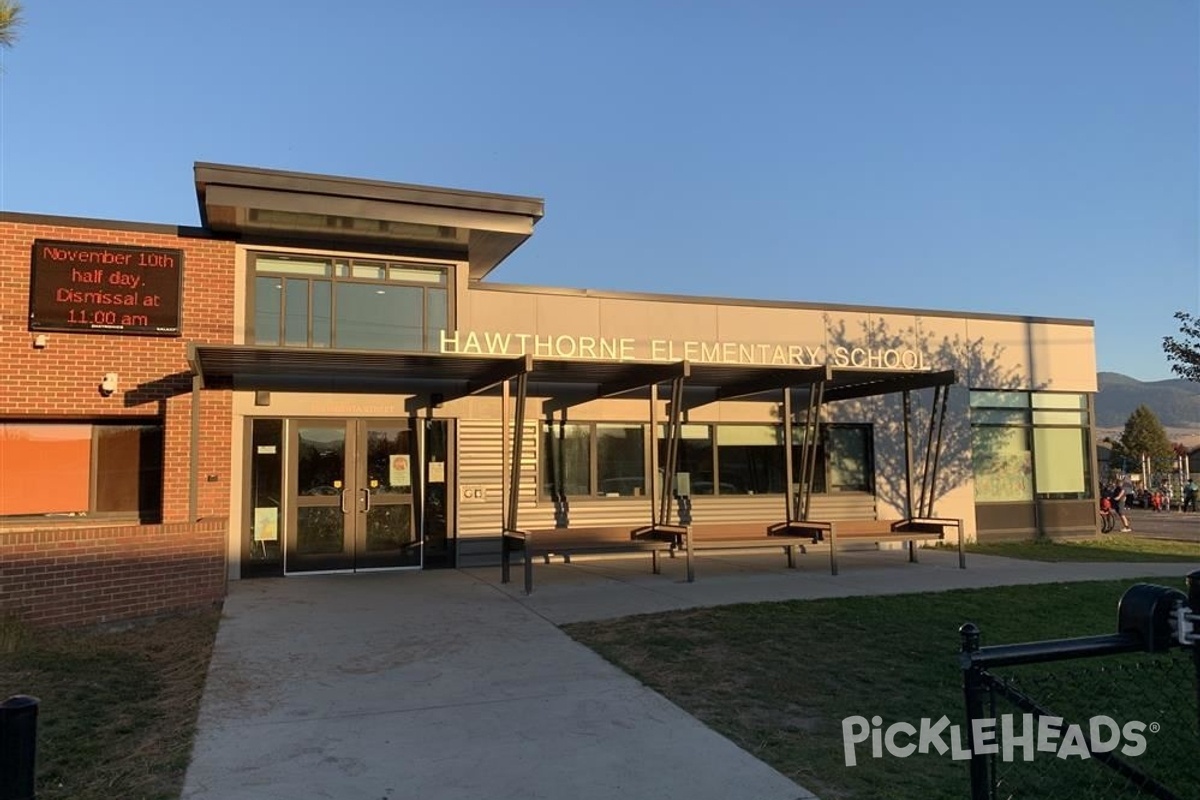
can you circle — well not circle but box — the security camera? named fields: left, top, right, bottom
left=100, top=373, right=119, bottom=396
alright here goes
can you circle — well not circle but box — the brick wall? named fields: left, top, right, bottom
left=0, top=519, right=227, bottom=627
left=1, top=216, right=236, bottom=626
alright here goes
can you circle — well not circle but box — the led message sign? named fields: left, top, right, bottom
left=29, top=240, right=184, bottom=336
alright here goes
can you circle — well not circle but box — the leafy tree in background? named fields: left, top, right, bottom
left=0, top=1, right=19, bottom=50
left=1111, top=405, right=1176, bottom=477
left=1163, top=311, right=1200, bottom=382
left=0, top=1, right=20, bottom=48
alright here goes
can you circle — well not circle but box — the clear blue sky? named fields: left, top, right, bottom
left=2, top=1, right=1197, bottom=382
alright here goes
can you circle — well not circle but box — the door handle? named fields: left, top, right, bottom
left=361, top=487, right=371, bottom=512
left=340, top=488, right=350, bottom=514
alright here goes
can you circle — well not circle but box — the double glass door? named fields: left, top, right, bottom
left=288, top=419, right=422, bottom=572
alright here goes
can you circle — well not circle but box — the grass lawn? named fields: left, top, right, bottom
left=966, top=535, right=1200, bottom=562
left=0, top=609, right=220, bottom=800
left=565, top=577, right=1198, bottom=800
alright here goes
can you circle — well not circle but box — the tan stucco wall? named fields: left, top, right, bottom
left=456, top=286, right=1096, bottom=392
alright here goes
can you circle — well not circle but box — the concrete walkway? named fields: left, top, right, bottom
left=182, top=550, right=1197, bottom=800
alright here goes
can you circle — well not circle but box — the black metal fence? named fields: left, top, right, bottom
left=960, top=571, right=1200, bottom=800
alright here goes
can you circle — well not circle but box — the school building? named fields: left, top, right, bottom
left=0, top=163, right=1100, bottom=626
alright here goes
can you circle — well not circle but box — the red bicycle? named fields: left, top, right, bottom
left=1099, top=496, right=1115, bottom=533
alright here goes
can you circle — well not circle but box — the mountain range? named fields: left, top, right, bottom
left=1096, top=372, right=1199, bottom=433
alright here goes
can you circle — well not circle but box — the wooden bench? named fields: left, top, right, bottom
left=501, top=527, right=678, bottom=594
left=785, top=518, right=965, bottom=575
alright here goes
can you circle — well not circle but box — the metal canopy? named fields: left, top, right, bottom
left=188, top=344, right=950, bottom=402
left=188, top=343, right=959, bottom=547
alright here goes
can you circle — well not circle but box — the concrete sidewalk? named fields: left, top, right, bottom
left=182, top=551, right=1197, bottom=800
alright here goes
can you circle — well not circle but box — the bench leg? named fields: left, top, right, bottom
left=785, top=545, right=795, bottom=569
left=562, top=553, right=571, bottom=564
left=908, top=540, right=918, bottom=563
left=524, top=552, right=533, bottom=595
left=686, top=528, right=695, bottom=583
left=652, top=549, right=661, bottom=575
left=829, top=527, right=839, bottom=576
left=501, top=536, right=510, bottom=584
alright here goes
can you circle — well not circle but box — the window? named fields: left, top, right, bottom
left=657, top=423, right=874, bottom=496
left=542, top=422, right=646, bottom=497
left=827, top=426, right=872, bottom=492
left=658, top=424, right=716, bottom=495
left=250, top=252, right=451, bottom=352
left=0, top=422, right=163, bottom=520
left=246, top=419, right=283, bottom=577
left=1032, top=394, right=1091, bottom=500
left=717, top=425, right=786, bottom=495
left=970, top=391, right=1092, bottom=502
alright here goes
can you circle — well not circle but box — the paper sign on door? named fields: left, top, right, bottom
left=390, top=454, right=412, bottom=487
left=253, top=507, right=279, bottom=542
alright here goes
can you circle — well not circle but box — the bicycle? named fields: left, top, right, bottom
left=1099, top=496, right=1115, bottom=533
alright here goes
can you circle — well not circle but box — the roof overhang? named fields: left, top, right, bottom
left=187, top=344, right=957, bottom=403
left=194, top=163, right=544, bottom=280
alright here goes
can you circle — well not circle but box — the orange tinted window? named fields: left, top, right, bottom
left=0, top=424, right=92, bottom=516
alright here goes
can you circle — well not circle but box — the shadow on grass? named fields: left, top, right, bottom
left=0, top=609, right=221, bottom=800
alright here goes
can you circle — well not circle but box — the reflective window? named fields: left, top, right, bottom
left=542, top=422, right=591, bottom=497
left=1034, top=428, right=1091, bottom=498
left=251, top=252, right=451, bottom=352
left=653, top=423, right=873, bottom=496
left=659, top=424, right=715, bottom=495
left=254, top=277, right=282, bottom=345
left=971, top=391, right=1091, bottom=501
left=972, top=427, right=1033, bottom=502
left=247, top=419, right=283, bottom=576
left=0, top=423, right=163, bottom=520
left=284, top=280, right=309, bottom=346
left=828, top=426, right=871, bottom=492
left=597, top=425, right=645, bottom=497
left=542, top=423, right=647, bottom=498
left=716, top=425, right=785, bottom=495
left=334, top=283, right=424, bottom=351
left=969, top=392, right=1029, bottom=409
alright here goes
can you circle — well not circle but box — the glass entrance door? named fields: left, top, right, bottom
left=358, top=421, right=421, bottom=570
left=287, top=420, right=421, bottom=573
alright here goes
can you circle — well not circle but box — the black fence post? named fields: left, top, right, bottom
left=0, top=694, right=38, bottom=800
left=1189, top=570, right=1200, bottom=736
left=960, top=622, right=990, bottom=800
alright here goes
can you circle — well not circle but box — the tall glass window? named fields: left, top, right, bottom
left=246, top=419, right=283, bottom=577
left=542, top=422, right=645, bottom=497
left=1032, top=393, right=1091, bottom=499
left=542, top=422, right=592, bottom=498
left=970, top=391, right=1091, bottom=502
left=597, top=424, right=645, bottom=496
left=251, top=252, right=450, bottom=352
left=827, top=426, right=871, bottom=492
left=657, top=424, right=715, bottom=495
left=716, top=425, right=785, bottom=495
